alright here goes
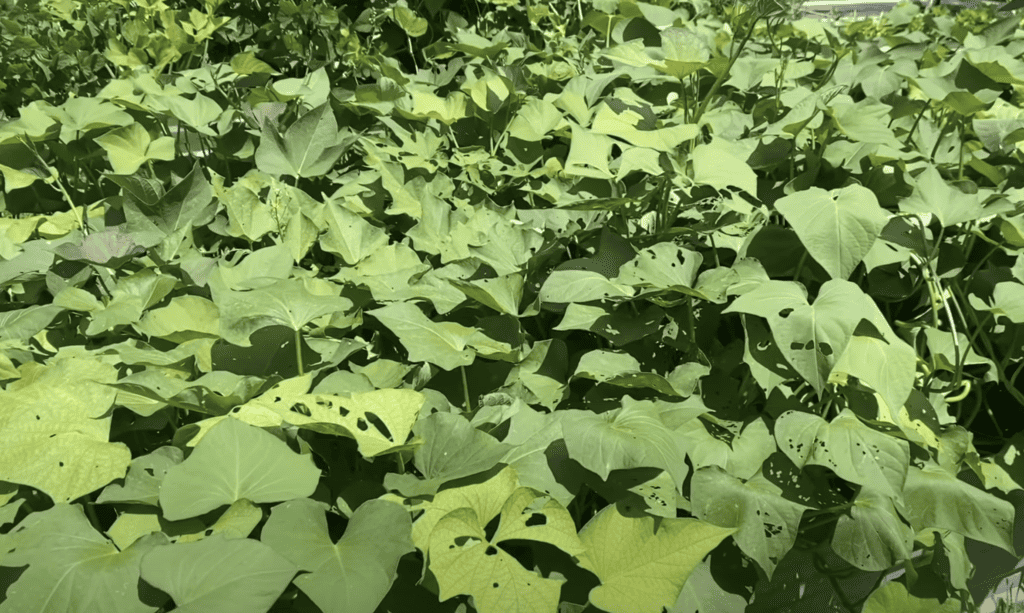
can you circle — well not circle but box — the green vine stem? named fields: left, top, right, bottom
left=774, top=55, right=788, bottom=112
left=295, top=328, right=304, bottom=376
left=944, top=296, right=993, bottom=373
left=93, top=265, right=118, bottom=299
left=902, top=214, right=965, bottom=395
left=960, top=378, right=985, bottom=425
left=814, top=384, right=840, bottom=418
left=901, top=100, right=932, bottom=147
left=944, top=380, right=972, bottom=404
left=864, top=547, right=934, bottom=599
left=18, top=135, right=88, bottom=235
left=798, top=503, right=853, bottom=535
left=791, top=380, right=809, bottom=400
left=460, top=364, right=473, bottom=413
left=687, top=2, right=776, bottom=147
left=929, top=110, right=958, bottom=162
left=912, top=255, right=963, bottom=394
left=168, top=406, right=179, bottom=433
left=1009, top=357, right=1024, bottom=393
left=802, top=501, right=855, bottom=519
left=808, top=54, right=842, bottom=93
left=654, top=173, right=676, bottom=235
left=812, top=547, right=860, bottom=610
left=792, top=251, right=807, bottom=281
left=685, top=295, right=696, bottom=349
left=950, top=282, right=1024, bottom=433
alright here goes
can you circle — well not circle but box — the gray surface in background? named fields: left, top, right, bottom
left=796, top=0, right=1014, bottom=20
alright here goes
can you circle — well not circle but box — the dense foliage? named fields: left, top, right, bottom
left=1, top=0, right=1023, bottom=611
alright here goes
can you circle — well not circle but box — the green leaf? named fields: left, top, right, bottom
left=261, top=498, right=414, bottom=613
left=97, top=446, right=184, bottom=507
left=390, top=5, right=428, bottom=37
left=93, top=123, right=176, bottom=175
left=599, top=39, right=655, bottom=69
left=723, top=279, right=877, bottom=396
left=232, top=386, right=425, bottom=458
left=48, top=96, right=134, bottom=143
left=140, top=532, right=299, bottom=611
left=577, top=502, right=736, bottom=613
left=52, top=226, right=146, bottom=267
left=564, top=123, right=616, bottom=179
left=902, top=460, right=1017, bottom=556
left=775, top=184, right=890, bottom=280
left=254, top=102, right=359, bottom=178
left=590, top=102, right=699, bottom=152
left=0, top=163, right=43, bottom=191
left=677, top=560, right=750, bottom=612
left=831, top=486, right=915, bottom=572
left=0, top=304, right=64, bottom=343
left=861, top=580, right=963, bottom=612
left=0, top=504, right=170, bottom=613
left=365, top=301, right=479, bottom=371
left=901, top=165, right=1016, bottom=228
left=571, top=349, right=687, bottom=396
left=775, top=408, right=910, bottom=500
left=653, top=27, right=711, bottom=79
left=412, top=466, right=585, bottom=613
left=691, top=138, right=759, bottom=197
left=467, top=69, right=512, bottom=114
left=690, top=464, right=806, bottom=581
left=561, top=397, right=691, bottom=490
left=121, top=161, right=217, bottom=261
left=163, top=92, right=224, bottom=136
left=159, top=416, right=321, bottom=520
left=271, top=66, right=332, bottom=109
left=829, top=333, right=917, bottom=420
left=230, top=50, right=277, bottom=75
left=0, top=355, right=130, bottom=504
left=539, top=270, right=635, bottom=304
left=211, top=276, right=352, bottom=349
left=397, top=90, right=469, bottom=125
left=968, top=281, right=1024, bottom=324
left=385, top=411, right=517, bottom=500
